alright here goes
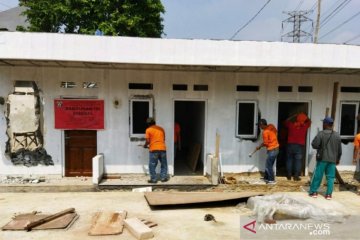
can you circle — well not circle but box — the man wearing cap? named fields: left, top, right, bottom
left=309, top=117, right=342, bottom=200
left=144, top=117, right=168, bottom=183
left=256, top=119, right=280, bottom=184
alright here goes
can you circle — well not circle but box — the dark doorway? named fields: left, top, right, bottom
left=174, top=101, right=205, bottom=176
left=277, top=102, right=309, bottom=176
left=65, top=130, right=97, bottom=177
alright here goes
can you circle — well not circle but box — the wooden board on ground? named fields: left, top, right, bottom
left=187, top=143, right=201, bottom=171
left=88, top=211, right=127, bottom=236
left=2, top=212, right=78, bottom=230
left=144, top=192, right=264, bottom=206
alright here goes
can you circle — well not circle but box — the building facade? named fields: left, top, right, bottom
left=0, top=32, right=359, bottom=178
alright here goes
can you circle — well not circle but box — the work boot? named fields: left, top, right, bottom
left=286, top=176, right=291, bottom=180
left=293, top=176, right=301, bottom=181
left=147, top=179, right=157, bottom=184
left=309, top=192, right=318, bottom=198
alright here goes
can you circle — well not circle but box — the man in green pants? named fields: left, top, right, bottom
left=309, top=117, right=342, bottom=200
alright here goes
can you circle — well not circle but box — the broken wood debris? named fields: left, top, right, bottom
left=1, top=208, right=78, bottom=231
left=88, top=211, right=127, bottom=236
left=124, top=217, right=154, bottom=240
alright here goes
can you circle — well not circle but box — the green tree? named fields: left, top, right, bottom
left=17, top=0, right=165, bottom=37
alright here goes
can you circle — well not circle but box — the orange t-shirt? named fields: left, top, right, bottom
left=145, top=125, right=166, bottom=152
left=174, top=122, right=181, bottom=142
left=354, top=133, right=360, bottom=148
left=262, top=124, right=280, bottom=151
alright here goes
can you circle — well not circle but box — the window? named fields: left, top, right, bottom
left=129, top=83, right=153, bottom=90
left=339, top=101, right=359, bottom=138
left=130, top=98, right=153, bottom=137
left=236, top=100, right=258, bottom=138
left=278, top=86, right=292, bottom=92
left=61, top=82, right=77, bottom=88
left=173, top=84, right=188, bottom=91
left=194, top=85, right=208, bottom=91
left=298, top=86, right=313, bottom=92
left=236, top=85, right=259, bottom=92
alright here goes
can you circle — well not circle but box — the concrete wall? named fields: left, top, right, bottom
left=0, top=65, right=359, bottom=176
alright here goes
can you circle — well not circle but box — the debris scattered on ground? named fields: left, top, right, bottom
left=0, top=176, right=46, bottom=184
left=247, top=194, right=348, bottom=223
left=10, top=148, right=54, bottom=167
left=204, top=214, right=216, bottom=222
left=132, top=187, right=152, bottom=192
left=124, top=217, right=154, bottom=240
left=88, top=211, right=127, bottom=236
left=2, top=208, right=78, bottom=231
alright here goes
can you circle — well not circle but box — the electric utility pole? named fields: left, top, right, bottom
left=314, top=0, right=322, bottom=43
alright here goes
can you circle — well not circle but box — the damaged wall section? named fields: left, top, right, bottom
left=5, top=81, right=53, bottom=167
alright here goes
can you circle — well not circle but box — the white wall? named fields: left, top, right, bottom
left=0, top=65, right=358, bottom=176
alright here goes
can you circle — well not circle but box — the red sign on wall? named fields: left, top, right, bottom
left=54, top=99, right=104, bottom=130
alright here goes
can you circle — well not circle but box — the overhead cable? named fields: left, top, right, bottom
left=230, top=0, right=272, bottom=40
left=319, top=10, right=360, bottom=40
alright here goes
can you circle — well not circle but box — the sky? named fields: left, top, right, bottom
left=1, top=0, right=359, bottom=45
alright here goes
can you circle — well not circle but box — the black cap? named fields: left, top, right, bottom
left=258, top=119, right=267, bottom=126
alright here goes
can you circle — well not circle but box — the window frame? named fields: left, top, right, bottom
left=235, top=100, right=258, bottom=139
left=339, top=101, right=359, bottom=139
left=129, top=97, right=153, bottom=138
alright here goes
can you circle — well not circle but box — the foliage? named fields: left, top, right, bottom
left=17, top=0, right=165, bottom=37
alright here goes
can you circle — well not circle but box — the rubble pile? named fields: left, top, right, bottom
left=0, top=176, right=45, bottom=184
left=11, top=148, right=54, bottom=167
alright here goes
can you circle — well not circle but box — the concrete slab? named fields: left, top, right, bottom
left=100, top=174, right=212, bottom=186
left=0, top=191, right=359, bottom=240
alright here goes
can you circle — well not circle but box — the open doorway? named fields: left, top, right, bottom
left=277, top=102, right=310, bottom=176
left=174, top=100, right=205, bottom=176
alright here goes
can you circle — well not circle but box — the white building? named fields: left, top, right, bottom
left=0, top=32, right=359, bottom=178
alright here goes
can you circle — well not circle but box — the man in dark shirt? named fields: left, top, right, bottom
left=309, top=117, right=342, bottom=200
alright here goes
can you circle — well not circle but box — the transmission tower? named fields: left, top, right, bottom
left=281, top=11, right=313, bottom=43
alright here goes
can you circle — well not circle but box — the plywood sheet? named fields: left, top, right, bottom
left=144, top=192, right=264, bottom=206
left=2, top=212, right=78, bottom=230
left=187, top=143, right=201, bottom=171
left=88, top=211, right=127, bottom=236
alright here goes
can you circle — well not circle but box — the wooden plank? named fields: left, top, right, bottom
left=88, top=211, right=127, bottom=236
left=124, top=217, right=154, bottom=240
left=187, top=143, right=201, bottom=171
left=2, top=212, right=78, bottom=231
left=33, top=213, right=78, bottom=230
left=144, top=192, right=264, bottom=206
left=330, top=82, right=345, bottom=185
left=25, top=208, right=75, bottom=231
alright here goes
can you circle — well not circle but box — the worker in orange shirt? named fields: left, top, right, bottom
left=144, top=117, right=168, bottom=183
left=353, top=131, right=360, bottom=165
left=256, top=119, right=280, bottom=184
left=174, top=122, right=181, bottom=159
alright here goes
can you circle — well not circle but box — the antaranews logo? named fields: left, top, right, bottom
left=241, top=217, right=332, bottom=239
left=243, top=220, right=257, bottom=234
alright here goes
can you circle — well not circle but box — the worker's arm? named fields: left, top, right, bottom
left=143, top=138, right=150, bottom=148
left=354, top=147, right=360, bottom=164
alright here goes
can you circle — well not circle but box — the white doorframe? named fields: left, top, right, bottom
left=172, top=99, right=207, bottom=176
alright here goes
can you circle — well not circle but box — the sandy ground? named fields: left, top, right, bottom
left=0, top=191, right=359, bottom=240
left=0, top=171, right=359, bottom=239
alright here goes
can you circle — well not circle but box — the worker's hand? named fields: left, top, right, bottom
left=143, top=144, right=148, bottom=149
left=256, top=146, right=261, bottom=151
left=336, top=159, right=340, bottom=165
left=353, top=158, right=358, bottom=165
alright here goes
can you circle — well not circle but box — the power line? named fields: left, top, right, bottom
left=230, top=0, right=272, bottom=40
left=0, top=2, right=11, bottom=8
left=320, top=0, right=352, bottom=29
left=343, top=33, right=360, bottom=44
left=319, top=10, right=360, bottom=40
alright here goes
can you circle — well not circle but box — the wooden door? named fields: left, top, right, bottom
left=65, top=130, right=97, bottom=177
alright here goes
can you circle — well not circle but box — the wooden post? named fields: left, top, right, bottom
left=330, top=82, right=345, bottom=185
